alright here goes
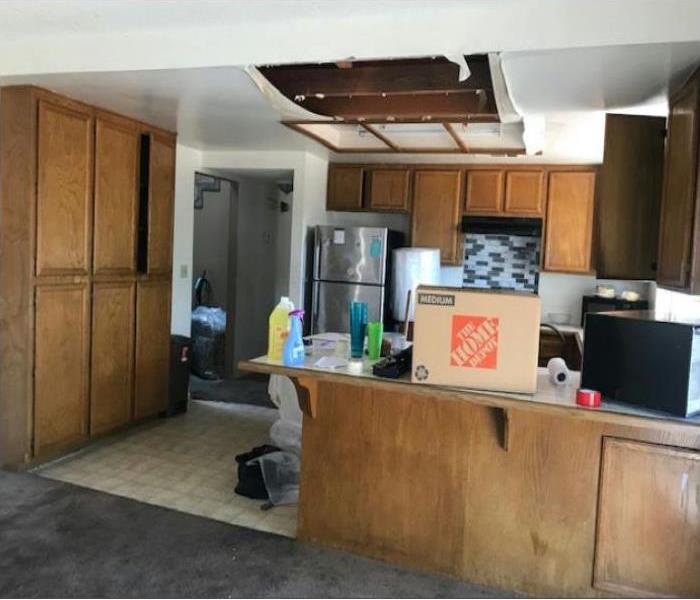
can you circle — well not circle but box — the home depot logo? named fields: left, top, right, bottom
left=450, top=315, right=499, bottom=369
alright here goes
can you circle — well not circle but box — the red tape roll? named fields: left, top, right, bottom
left=577, top=388, right=601, bottom=408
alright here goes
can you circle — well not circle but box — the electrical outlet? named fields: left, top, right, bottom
left=180, top=264, right=189, bottom=278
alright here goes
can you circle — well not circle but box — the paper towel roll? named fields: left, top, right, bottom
left=391, top=248, right=441, bottom=321
left=547, top=357, right=570, bottom=385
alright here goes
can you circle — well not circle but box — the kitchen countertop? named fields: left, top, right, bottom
left=240, top=353, right=700, bottom=432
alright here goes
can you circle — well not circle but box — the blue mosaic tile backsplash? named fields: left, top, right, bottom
left=462, top=233, right=540, bottom=292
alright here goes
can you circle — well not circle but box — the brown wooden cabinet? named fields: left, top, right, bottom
left=657, top=68, right=700, bottom=292
left=367, top=168, right=410, bottom=211
left=94, top=114, right=139, bottom=276
left=411, top=170, right=463, bottom=265
left=34, top=284, right=90, bottom=457
left=36, top=100, right=93, bottom=277
left=90, top=281, right=135, bottom=436
left=0, top=85, right=176, bottom=467
left=464, top=170, right=503, bottom=214
left=596, top=114, right=666, bottom=280
left=327, top=165, right=364, bottom=211
left=543, top=171, right=596, bottom=273
left=134, top=280, right=171, bottom=420
left=595, top=438, right=700, bottom=597
left=504, top=170, right=544, bottom=216
left=148, top=134, right=176, bottom=275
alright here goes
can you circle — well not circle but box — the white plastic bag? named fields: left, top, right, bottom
left=267, top=375, right=302, bottom=453
left=249, top=450, right=300, bottom=506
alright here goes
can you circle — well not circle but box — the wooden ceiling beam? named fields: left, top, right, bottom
left=297, top=92, right=498, bottom=120
left=443, top=122, right=468, bottom=152
left=359, top=123, right=400, bottom=151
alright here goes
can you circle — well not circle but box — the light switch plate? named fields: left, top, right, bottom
left=180, top=264, right=189, bottom=278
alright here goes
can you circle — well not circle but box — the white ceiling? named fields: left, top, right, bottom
left=3, top=42, right=698, bottom=155
left=0, top=2, right=698, bottom=156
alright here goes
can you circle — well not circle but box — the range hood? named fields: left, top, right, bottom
left=461, top=216, right=542, bottom=237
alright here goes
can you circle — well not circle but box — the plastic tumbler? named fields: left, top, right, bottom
left=349, top=301, right=368, bottom=359
left=367, top=321, right=383, bottom=360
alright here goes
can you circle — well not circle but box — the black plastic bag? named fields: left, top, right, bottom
left=234, top=444, right=280, bottom=500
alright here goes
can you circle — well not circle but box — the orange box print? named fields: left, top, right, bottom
left=450, top=315, right=499, bottom=369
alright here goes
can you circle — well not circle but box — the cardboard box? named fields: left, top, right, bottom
left=411, top=286, right=541, bottom=393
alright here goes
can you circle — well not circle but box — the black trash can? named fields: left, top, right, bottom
left=169, top=335, right=192, bottom=416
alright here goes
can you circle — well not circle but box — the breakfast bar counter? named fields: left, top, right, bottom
left=239, top=356, right=700, bottom=598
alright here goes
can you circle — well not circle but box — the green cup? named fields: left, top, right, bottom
left=367, top=321, right=383, bottom=360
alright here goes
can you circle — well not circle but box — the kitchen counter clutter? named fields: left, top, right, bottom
left=240, top=304, right=700, bottom=598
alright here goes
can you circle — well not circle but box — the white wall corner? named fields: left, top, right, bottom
left=171, top=143, right=203, bottom=336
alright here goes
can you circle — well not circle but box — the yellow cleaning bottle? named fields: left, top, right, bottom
left=267, top=296, right=295, bottom=361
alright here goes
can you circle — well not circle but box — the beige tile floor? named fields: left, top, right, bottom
left=35, top=400, right=298, bottom=538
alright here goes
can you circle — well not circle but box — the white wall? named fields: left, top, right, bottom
left=538, top=272, right=656, bottom=325
left=274, top=188, right=293, bottom=302
left=230, top=178, right=287, bottom=370
left=171, top=143, right=202, bottom=335
left=192, top=180, right=232, bottom=308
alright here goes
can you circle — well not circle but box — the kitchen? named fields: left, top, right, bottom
left=242, top=53, right=700, bottom=598
left=1, top=3, right=700, bottom=598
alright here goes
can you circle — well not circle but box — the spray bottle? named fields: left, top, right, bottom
left=283, top=309, right=305, bottom=367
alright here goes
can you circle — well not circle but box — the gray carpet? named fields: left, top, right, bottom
left=0, top=470, right=513, bottom=598
left=190, top=375, right=276, bottom=409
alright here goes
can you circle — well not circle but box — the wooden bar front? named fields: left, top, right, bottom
left=240, top=360, right=700, bottom=598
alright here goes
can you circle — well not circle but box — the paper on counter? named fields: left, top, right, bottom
left=314, top=356, right=348, bottom=370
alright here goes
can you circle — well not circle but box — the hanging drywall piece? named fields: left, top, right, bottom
left=445, top=54, right=471, bottom=81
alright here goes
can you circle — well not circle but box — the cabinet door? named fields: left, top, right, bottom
left=597, top=114, right=666, bottom=280
left=36, top=100, right=93, bottom=277
left=148, top=135, right=176, bottom=275
left=94, top=116, right=139, bottom=275
left=90, top=281, right=135, bottom=435
left=368, top=169, right=410, bottom=211
left=464, top=170, right=503, bottom=214
left=595, top=438, right=700, bottom=597
left=504, top=170, right=545, bottom=216
left=411, top=170, right=463, bottom=265
left=34, top=284, right=90, bottom=456
left=134, top=280, right=171, bottom=419
left=543, top=171, right=595, bottom=273
left=327, top=166, right=364, bottom=211
left=657, top=78, right=700, bottom=289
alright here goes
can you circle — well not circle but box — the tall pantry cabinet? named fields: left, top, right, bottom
left=0, top=86, right=176, bottom=467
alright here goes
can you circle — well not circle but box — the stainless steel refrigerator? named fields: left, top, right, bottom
left=311, top=226, right=400, bottom=334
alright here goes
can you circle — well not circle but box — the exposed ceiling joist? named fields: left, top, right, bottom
left=258, top=54, right=499, bottom=121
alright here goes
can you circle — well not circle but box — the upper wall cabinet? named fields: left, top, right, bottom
left=503, top=170, right=545, bottom=216
left=147, top=134, right=176, bottom=275
left=657, top=67, right=700, bottom=293
left=367, top=168, right=411, bottom=212
left=464, top=168, right=544, bottom=216
left=94, top=114, right=139, bottom=276
left=464, top=170, right=503, bottom=214
left=327, top=165, right=365, bottom=211
left=411, top=170, right=463, bottom=265
left=543, top=171, right=596, bottom=273
left=596, top=114, right=666, bottom=280
left=36, top=100, right=93, bottom=277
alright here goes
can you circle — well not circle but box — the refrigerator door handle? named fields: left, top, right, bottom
left=311, top=282, right=320, bottom=333
left=313, top=228, right=322, bottom=281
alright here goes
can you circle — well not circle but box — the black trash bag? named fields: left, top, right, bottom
left=234, top=444, right=280, bottom=500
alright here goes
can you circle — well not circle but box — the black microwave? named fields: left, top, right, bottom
left=580, top=295, right=648, bottom=326
left=581, top=311, right=700, bottom=417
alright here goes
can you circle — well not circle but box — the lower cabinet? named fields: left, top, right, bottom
left=90, top=281, right=135, bottom=435
left=595, top=438, right=700, bottom=597
left=134, top=279, right=171, bottom=419
left=34, top=284, right=90, bottom=457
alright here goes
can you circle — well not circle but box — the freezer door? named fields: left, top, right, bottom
left=312, top=281, right=384, bottom=334
left=314, top=226, right=388, bottom=285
